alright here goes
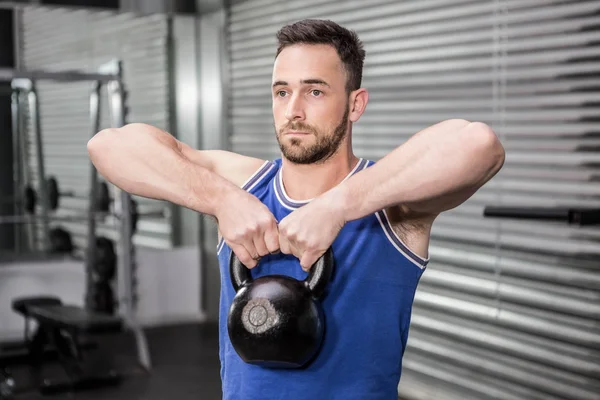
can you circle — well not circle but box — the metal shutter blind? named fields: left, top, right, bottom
left=19, top=6, right=173, bottom=250
left=227, top=1, right=600, bottom=399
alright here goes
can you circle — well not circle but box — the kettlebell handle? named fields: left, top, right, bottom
left=229, top=248, right=334, bottom=299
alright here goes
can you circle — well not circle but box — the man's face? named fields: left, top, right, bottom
left=272, top=44, right=350, bottom=164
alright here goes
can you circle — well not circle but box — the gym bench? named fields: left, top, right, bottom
left=10, top=296, right=124, bottom=395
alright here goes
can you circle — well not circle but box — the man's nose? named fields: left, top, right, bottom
left=284, top=94, right=306, bottom=121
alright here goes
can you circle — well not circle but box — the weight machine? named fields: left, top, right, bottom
left=0, top=60, right=151, bottom=396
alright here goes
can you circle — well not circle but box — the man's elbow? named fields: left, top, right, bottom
left=466, top=122, right=506, bottom=170
left=87, top=128, right=116, bottom=160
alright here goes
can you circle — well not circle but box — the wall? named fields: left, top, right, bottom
left=225, top=1, right=600, bottom=399
left=171, top=8, right=227, bottom=322
left=0, top=246, right=203, bottom=341
left=197, top=7, right=228, bottom=322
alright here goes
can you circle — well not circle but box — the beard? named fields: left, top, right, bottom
left=275, top=105, right=350, bottom=165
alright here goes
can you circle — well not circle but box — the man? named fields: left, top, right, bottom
left=88, top=19, right=505, bottom=400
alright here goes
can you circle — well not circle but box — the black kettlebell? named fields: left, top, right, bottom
left=227, top=248, right=334, bottom=369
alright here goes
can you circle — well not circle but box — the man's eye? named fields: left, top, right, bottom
left=277, top=91, right=287, bottom=97
left=311, top=90, right=322, bottom=96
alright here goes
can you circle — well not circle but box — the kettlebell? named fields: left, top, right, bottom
left=227, top=248, right=334, bottom=369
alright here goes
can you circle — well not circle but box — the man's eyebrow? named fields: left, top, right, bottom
left=272, top=79, right=331, bottom=88
left=301, top=79, right=330, bottom=87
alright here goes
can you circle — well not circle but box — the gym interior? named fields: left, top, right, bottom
left=0, top=1, right=599, bottom=399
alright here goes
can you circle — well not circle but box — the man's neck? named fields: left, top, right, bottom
left=280, top=151, right=360, bottom=201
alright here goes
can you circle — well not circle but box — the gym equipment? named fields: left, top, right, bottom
left=0, top=185, right=36, bottom=214
left=94, top=237, right=117, bottom=282
left=483, top=206, right=600, bottom=226
left=12, top=78, right=52, bottom=251
left=227, top=248, right=335, bottom=369
left=0, top=369, right=14, bottom=399
left=94, top=60, right=151, bottom=370
left=46, top=176, right=110, bottom=212
left=10, top=81, right=41, bottom=253
left=0, top=67, right=119, bottom=83
left=13, top=301, right=123, bottom=395
left=128, top=198, right=168, bottom=234
left=0, top=175, right=108, bottom=215
left=12, top=296, right=63, bottom=344
left=2, top=61, right=152, bottom=394
left=0, top=197, right=166, bottom=227
left=0, top=227, right=75, bottom=256
left=48, top=227, right=74, bottom=253
left=23, top=187, right=35, bottom=214
left=2, top=297, right=64, bottom=364
left=87, top=282, right=116, bottom=314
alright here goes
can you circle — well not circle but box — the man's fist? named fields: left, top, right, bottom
left=278, top=193, right=346, bottom=271
left=215, top=188, right=279, bottom=268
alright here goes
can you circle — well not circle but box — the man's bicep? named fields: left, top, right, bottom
left=179, top=144, right=266, bottom=188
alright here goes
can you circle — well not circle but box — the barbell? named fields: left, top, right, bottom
left=0, top=199, right=168, bottom=235
left=0, top=177, right=109, bottom=213
left=0, top=185, right=37, bottom=214
left=46, top=176, right=110, bottom=212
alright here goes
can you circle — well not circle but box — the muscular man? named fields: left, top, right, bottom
left=88, top=19, right=505, bottom=400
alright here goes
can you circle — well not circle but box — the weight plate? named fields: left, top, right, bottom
left=49, top=227, right=73, bottom=253
left=131, top=198, right=139, bottom=235
left=88, top=282, right=116, bottom=315
left=24, top=186, right=36, bottom=214
left=95, top=236, right=117, bottom=282
left=46, top=177, right=59, bottom=210
left=97, top=181, right=110, bottom=212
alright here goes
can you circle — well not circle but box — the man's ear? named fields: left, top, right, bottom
left=349, top=88, right=369, bottom=123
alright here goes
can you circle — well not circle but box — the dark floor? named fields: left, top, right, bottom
left=6, top=322, right=223, bottom=400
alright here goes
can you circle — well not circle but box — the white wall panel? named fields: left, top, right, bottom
left=227, top=1, right=600, bottom=399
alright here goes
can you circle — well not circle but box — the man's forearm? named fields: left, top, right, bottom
left=334, top=119, right=505, bottom=221
left=87, top=124, right=237, bottom=217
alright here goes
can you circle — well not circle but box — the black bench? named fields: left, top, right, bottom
left=27, top=304, right=123, bottom=335
left=12, top=296, right=62, bottom=316
left=7, top=296, right=124, bottom=395
left=0, top=297, right=63, bottom=364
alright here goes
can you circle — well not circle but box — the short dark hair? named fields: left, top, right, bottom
left=275, top=19, right=366, bottom=93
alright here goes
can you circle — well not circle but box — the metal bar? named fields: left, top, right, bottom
left=0, top=1, right=117, bottom=12
left=104, top=60, right=152, bottom=371
left=483, top=206, right=600, bottom=226
left=0, top=210, right=167, bottom=225
left=28, top=82, right=51, bottom=252
left=16, top=90, right=36, bottom=251
left=0, top=68, right=120, bottom=83
left=11, top=89, right=22, bottom=254
left=12, top=5, right=22, bottom=71
left=85, top=80, right=102, bottom=312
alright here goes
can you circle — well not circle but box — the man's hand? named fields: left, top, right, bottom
left=215, top=188, right=280, bottom=268
left=278, top=191, right=346, bottom=271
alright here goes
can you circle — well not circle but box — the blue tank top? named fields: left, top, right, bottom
left=216, top=158, right=428, bottom=400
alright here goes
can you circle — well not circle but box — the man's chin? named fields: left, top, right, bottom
left=281, top=147, right=313, bottom=163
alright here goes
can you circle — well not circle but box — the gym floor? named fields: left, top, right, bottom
left=14, top=322, right=223, bottom=400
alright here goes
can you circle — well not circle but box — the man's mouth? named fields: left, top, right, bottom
left=285, top=131, right=311, bottom=136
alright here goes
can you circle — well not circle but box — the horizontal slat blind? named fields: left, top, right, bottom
left=20, top=6, right=173, bottom=251
left=227, top=0, right=600, bottom=399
